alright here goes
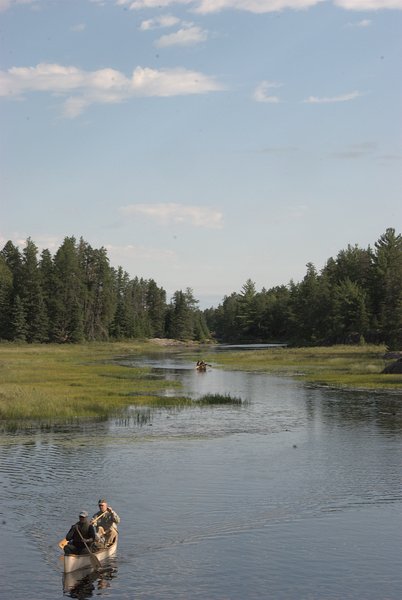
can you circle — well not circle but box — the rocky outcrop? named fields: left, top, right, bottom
left=382, top=358, right=402, bottom=374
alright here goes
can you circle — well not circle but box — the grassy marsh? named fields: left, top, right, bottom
left=204, top=344, right=402, bottom=391
left=1, top=342, right=401, bottom=426
left=0, top=341, right=182, bottom=423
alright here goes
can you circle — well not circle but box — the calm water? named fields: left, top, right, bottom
left=1, top=351, right=402, bottom=599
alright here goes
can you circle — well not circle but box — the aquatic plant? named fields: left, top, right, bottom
left=196, top=393, right=244, bottom=405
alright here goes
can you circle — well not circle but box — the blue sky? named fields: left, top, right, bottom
left=1, top=0, right=401, bottom=308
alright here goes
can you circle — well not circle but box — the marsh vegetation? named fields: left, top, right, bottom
left=0, top=341, right=247, bottom=426
left=203, top=344, right=402, bottom=391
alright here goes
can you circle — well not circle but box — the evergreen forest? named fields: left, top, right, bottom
left=0, top=229, right=401, bottom=349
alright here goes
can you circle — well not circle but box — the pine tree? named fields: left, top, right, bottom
left=21, top=238, right=49, bottom=342
left=146, top=279, right=167, bottom=338
left=372, top=228, right=402, bottom=349
left=10, top=295, right=28, bottom=342
left=51, top=237, right=84, bottom=343
left=0, top=255, right=13, bottom=340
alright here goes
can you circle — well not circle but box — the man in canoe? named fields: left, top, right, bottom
left=64, top=510, right=96, bottom=555
left=91, top=499, right=120, bottom=548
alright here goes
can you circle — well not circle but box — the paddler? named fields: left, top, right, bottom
left=91, top=499, right=120, bottom=548
left=64, top=510, right=96, bottom=555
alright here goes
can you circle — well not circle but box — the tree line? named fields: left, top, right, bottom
left=205, top=228, right=402, bottom=350
left=0, top=237, right=209, bottom=343
left=0, top=229, right=401, bottom=348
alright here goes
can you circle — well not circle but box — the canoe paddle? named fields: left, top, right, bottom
left=75, top=525, right=101, bottom=570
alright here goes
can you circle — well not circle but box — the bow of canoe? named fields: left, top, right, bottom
left=63, top=535, right=118, bottom=573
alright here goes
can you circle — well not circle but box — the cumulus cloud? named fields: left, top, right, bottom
left=120, top=203, right=224, bottom=229
left=334, top=0, right=402, bottom=10
left=3, top=0, right=402, bottom=12
left=126, top=0, right=402, bottom=11
left=303, top=90, right=362, bottom=103
left=140, top=14, right=180, bottom=30
left=195, top=0, right=325, bottom=13
left=156, top=25, right=208, bottom=47
left=120, top=0, right=192, bottom=8
left=253, top=81, right=282, bottom=103
left=0, top=62, right=224, bottom=117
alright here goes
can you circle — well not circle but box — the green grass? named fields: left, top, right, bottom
left=0, top=341, right=182, bottom=423
left=1, top=342, right=400, bottom=426
left=202, top=344, right=402, bottom=391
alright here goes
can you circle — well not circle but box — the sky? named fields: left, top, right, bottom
left=1, top=0, right=401, bottom=309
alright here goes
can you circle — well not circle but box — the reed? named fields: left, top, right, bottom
left=197, top=393, right=243, bottom=405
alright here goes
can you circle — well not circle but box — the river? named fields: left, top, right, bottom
left=0, top=350, right=401, bottom=599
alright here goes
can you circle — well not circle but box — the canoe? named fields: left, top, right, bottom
left=64, top=535, right=118, bottom=573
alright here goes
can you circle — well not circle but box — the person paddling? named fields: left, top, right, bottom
left=64, top=511, right=96, bottom=555
left=91, top=499, right=120, bottom=548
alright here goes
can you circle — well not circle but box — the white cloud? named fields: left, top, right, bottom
left=194, top=0, right=324, bottom=13
left=334, top=0, right=402, bottom=10
left=127, top=0, right=192, bottom=8
left=130, top=66, right=222, bottom=96
left=128, top=0, right=402, bottom=11
left=71, top=23, right=87, bottom=32
left=156, top=25, right=208, bottom=47
left=120, top=203, right=224, bottom=229
left=253, top=81, right=282, bottom=103
left=356, top=18, right=371, bottom=26
left=140, top=15, right=180, bottom=30
left=0, top=63, right=224, bottom=117
left=345, top=18, right=372, bottom=26
left=303, top=90, right=362, bottom=103
left=0, top=0, right=38, bottom=11
left=3, top=0, right=402, bottom=12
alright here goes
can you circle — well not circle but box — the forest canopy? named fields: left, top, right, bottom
left=1, top=229, right=401, bottom=349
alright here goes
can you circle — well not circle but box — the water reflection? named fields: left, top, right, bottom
left=304, top=387, right=402, bottom=433
left=63, top=565, right=118, bottom=599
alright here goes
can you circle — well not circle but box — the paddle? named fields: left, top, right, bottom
left=91, top=510, right=107, bottom=525
left=58, top=538, right=68, bottom=550
left=75, top=525, right=101, bottom=570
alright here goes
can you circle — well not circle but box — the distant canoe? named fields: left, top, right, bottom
left=64, top=535, right=118, bottom=573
